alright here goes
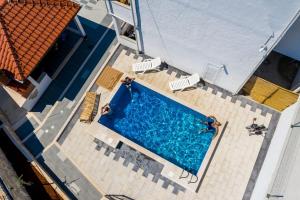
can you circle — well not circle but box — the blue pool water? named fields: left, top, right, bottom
left=99, top=82, right=215, bottom=175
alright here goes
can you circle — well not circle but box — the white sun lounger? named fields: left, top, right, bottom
left=169, top=73, right=200, bottom=91
left=132, top=57, right=161, bottom=73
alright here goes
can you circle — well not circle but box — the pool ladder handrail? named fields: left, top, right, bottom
left=179, top=169, right=199, bottom=184
left=188, top=174, right=198, bottom=184
left=179, top=169, right=189, bottom=179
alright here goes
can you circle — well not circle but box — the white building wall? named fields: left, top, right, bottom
left=110, top=2, right=133, bottom=25
left=129, top=0, right=300, bottom=93
left=250, top=101, right=300, bottom=200
left=22, top=73, right=52, bottom=111
left=2, top=73, right=52, bottom=111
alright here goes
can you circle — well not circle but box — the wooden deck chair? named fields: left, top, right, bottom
left=80, top=92, right=99, bottom=123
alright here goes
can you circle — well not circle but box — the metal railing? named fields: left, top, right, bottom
left=179, top=168, right=199, bottom=184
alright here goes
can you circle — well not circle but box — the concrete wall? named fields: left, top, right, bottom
left=22, top=73, right=52, bottom=111
left=129, top=0, right=300, bottom=93
left=110, top=1, right=133, bottom=25
left=107, top=2, right=138, bottom=50
left=0, top=148, right=31, bottom=200
left=119, top=35, right=138, bottom=50
left=250, top=101, right=300, bottom=200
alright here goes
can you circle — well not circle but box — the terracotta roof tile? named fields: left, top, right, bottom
left=0, top=0, right=80, bottom=81
left=0, top=0, right=5, bottom=6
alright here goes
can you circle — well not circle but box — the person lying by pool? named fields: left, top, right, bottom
left=121, top=76, right=135, bottom=88
left=199, top=116, right=221, bottom=134
left=101, top=103, right=111, bottom=115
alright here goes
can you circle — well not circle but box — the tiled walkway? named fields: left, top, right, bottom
left=59, top=45, right=280, bottom=200
left=61, top=122, right=193, bottom=200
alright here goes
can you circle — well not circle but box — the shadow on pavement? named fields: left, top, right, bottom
left=31, top=16, right=115, bottom=115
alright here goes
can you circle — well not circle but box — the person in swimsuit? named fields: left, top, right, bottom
left=200, top=115, right=221, bottom=134
left=101, top=103, right=111, bottom=115
left=121, top=76, right=135, bottom=88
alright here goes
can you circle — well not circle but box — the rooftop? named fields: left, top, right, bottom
left=0, top=0, right=80, bottom=82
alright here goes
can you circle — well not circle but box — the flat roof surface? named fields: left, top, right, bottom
left=138, top=0, right=300, bottom=93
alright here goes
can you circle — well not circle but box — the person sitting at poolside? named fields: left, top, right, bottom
left=101, top=103, right=111, bottom=115
left=212, top=120, right=222, bottom=135
left=121, top=76, right=135, bottom=88
left=200, top=115, right=221, bottom=134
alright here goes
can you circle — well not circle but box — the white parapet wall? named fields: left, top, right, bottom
left=119, top=35, right=138, bottom=50
left=110, top=1, right=133, bottom=25
left=2, top=73, right=52, bottom=111
left=2, top=85, right=27, bottom=107
left=250, top=101, right=300, bottom=200
left=22, top=73, right=52, bottom=111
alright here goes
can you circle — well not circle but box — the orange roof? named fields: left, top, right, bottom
left=0, top=0, right=80, bottom=82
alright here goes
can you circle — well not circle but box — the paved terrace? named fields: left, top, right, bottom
left=58, top=45, right=280, bottom=200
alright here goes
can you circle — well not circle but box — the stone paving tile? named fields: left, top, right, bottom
left=92, top=140, right=187, bottom=194
left=61, top=122, right=190, bottom=199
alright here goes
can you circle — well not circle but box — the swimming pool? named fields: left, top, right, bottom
left=99, top=82, right=215, bottom=175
